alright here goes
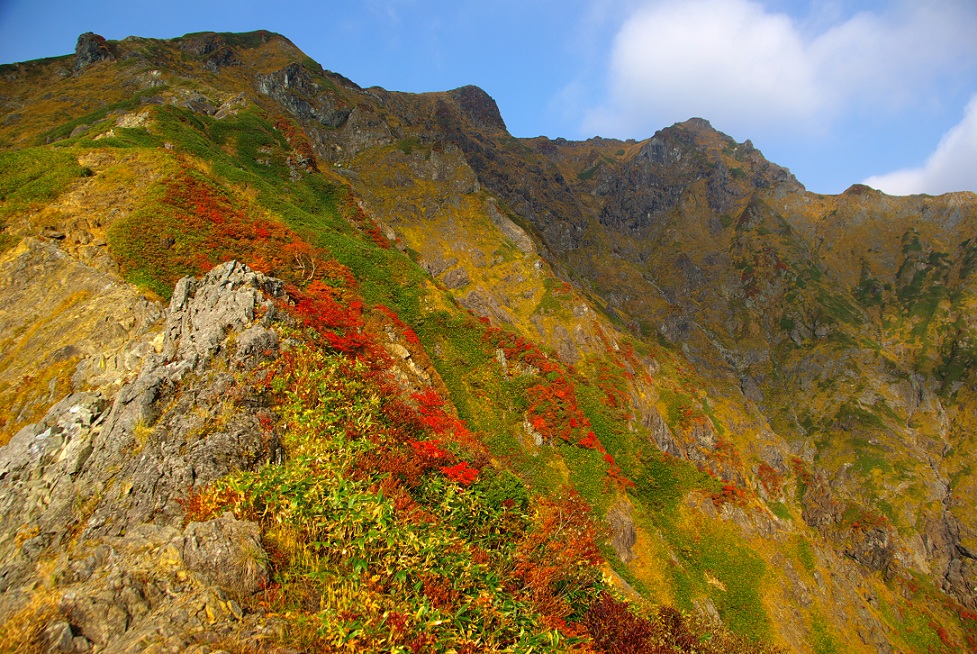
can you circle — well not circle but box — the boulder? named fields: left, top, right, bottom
left=74, top=33, right=114, bottom=70
left=182, top=513, right=269, bottom=598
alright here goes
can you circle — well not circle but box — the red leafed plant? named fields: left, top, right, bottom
left=411, top=388, right=480, bottom=451
left=757, top=462, right=783, bottom=496
left=274, top=115, right=319, bottom=171
left=509, top=491, right=604, bottom=634
left=408, top=439, right=451, bottom=469
left=584, top=591, right=654, bottom=654
left=577, top=431, right=599, bottom=449
left=374, top=303, right=422, bottom=346
left=712, top=482, right=750, bottom=507
left=340, top=195, right=390, bottom=249
left=482, top=325, right=637, bottom=487
left=440, top=461, right=479, bottom=486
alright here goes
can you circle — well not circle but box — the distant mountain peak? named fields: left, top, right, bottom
left=447, top=84, right=506, bottom=131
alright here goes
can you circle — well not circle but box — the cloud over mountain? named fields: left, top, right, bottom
left=584, top=0, right=977, bottom=144
left=865, top=94, right=977, bottom=195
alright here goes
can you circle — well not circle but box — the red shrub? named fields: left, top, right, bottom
left=791, top=457, right=813, bottom=486
left=584, top=591, right=653, bottom=654
left=440, top=461, right=479, bottom=486
left=340, top=195, right=391, bottom=248
left=421, top=573, right=460, bottom=610
left=757, top=463, right=783, bottom=496
left=712, top=483, right=750, bottom=507
left=578, top=431, right=599, bottom=449
left=408, top=439, right=452, bottom=469
left=482, top=326, right=636, bottom=486
left=509, top=491, right=603, bottom=633
left=651, top=606, right=701, bottom=652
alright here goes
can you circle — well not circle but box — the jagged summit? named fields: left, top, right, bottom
left=2, top=30, right=977, bottom=654
left=447, top=84, right=507, bottom=131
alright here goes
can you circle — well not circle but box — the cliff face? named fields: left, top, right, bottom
left=2, top=31, right=977, bottom=653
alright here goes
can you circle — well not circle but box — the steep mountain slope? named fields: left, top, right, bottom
left=2, top=30, right=977, bottom=653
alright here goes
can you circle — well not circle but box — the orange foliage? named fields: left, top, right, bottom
left=712, top=483, right=750, bottom=507
left=509, top=491, right=603, bottom=634
left=273, top=115, right=318, bottom=171
left=178, top=483, right=246, bottom=524
left=757, top=463, right=783, bottom=496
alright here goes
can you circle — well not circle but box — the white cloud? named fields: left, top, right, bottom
left=585, top=0, right=820, bottom=136
left=583, top=0, right=977, bottom=139
left=864, top=95, right=977, bottom=195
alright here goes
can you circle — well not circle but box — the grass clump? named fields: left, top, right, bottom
left=810, top=612, right=839, bottom=654
left=0, top=589, right=61, bottom=654
left=0, top=147, right=88, bottom=248
left=670, top=520, right=771, bottom=643
left=634, top=451, right=721, bottom=516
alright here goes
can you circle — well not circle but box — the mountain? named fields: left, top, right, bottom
left=1, top=30, right=977, bottom=653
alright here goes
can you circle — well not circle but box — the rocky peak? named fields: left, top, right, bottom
left=74, top=32, right=115, bottom=70
left=178, top=32, right=240, bottom=72
left=447, top=84, right=506, bottom=132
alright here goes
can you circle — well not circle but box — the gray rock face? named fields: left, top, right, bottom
left=257, top=62, right=351, bottom=128
left=607, top=499, right=637, bottom=563
left=179, top=33, right=241, bottom=72
left=640, top=405, right=682, bottom=458
left=845, top=525, right=894, bottom=573
left=802, top=475, right=846, bottom=528
left=485, top=199, right=535, bottom=255
left=447, top=85, right=506, bottom=132
left=182, top=513, right=269, bottom=598
left=0, top=261, right=285, bottom=650
left=75, top=33, right=115, bottom=70
left=164, top=260, right=284, bottom=371
left=442, top=266, right=470, bottom=290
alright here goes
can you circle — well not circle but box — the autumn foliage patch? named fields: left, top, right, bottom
left=757, top=462, right=783, bottom=497
left=110, top=162, right=339, bottom=298
left=509, top=491, right=604, bottom=634
left=485, top=327, right=633, bottom=487
left=273, top=115, right=318, bottom=171
left=340, top=194, right=390, bottom=249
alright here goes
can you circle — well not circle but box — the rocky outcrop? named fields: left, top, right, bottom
left=801, top=475, right=846, bottom=528
left=640, top=404, right=683, bottom=458
left=485, top=198, right=535, bottom=255
left=257, top=62, right=351, bottom=128
left=607, top=499, right=637, bottom=563
left=179, top=33, right=241, bottom=72
left=74, top=33, right=115, bottom=70
left=447, top=85, right=506, bottom=132
left=182, top=513, right=270, bottom=598
left=0, top=262, right=287, bottom=651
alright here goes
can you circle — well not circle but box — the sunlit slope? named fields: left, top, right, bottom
left=1, top=30, right=976, bottom=653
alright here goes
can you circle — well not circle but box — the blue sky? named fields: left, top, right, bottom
left=1, top=0, right=975, bottom=196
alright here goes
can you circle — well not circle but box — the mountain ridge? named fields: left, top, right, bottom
left=1, top=30, right=977, bottom=653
